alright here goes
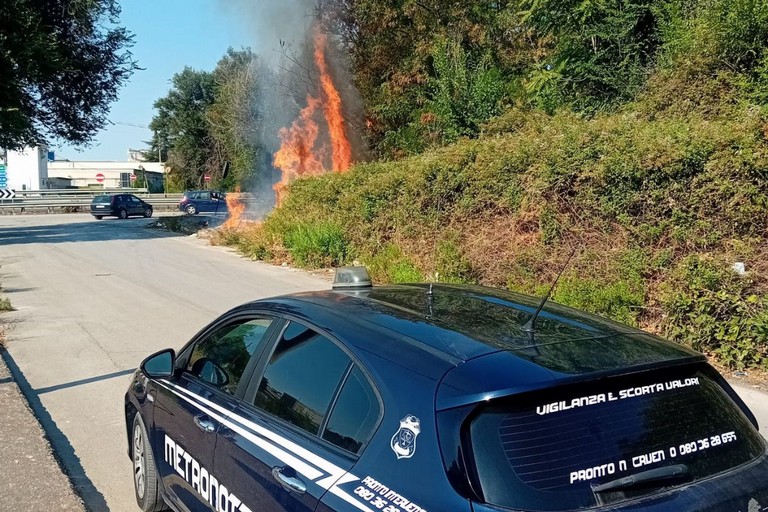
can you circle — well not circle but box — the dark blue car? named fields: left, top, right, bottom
left=125, top=268, right=768, bottom=512
left=179, top=190, right=226, bottom=215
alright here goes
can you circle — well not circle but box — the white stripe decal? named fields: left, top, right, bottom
left=156, top=380, right=370, bottom=510
left=156, top=381, right=324, bottom=481
left=165, top=381, right=345, bottom=478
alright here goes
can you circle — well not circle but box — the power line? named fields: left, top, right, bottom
left=108, top=120, right=151, bottom=129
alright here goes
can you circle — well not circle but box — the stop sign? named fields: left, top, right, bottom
left=204, top=175, right=211, bottom=182
left=95, top=173, right=105, bottom=183
left=129, top=174, right=137, bottom=182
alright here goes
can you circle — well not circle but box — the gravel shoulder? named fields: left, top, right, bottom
left=0, top=350, right=85, bottom=511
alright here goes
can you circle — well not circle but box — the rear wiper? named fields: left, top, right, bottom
left=592, top=464, right=690, bottom=493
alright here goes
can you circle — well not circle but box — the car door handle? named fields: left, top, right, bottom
left=272, top=466, right=306, bottom=495
left=193, top=415, right=216, bottom=434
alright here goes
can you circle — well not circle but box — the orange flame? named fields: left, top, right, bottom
left=272, top=96, right=325, bottom=206
left=222, top=187, right=246, bottom=229
left=314, top=30, right=352, bottom=172
left=272, top=26, right=353, bottom=205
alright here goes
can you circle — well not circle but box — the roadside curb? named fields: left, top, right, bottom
left=0, top=349, right=86, bottom=511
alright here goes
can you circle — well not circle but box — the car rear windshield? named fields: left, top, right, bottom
left=466, top=365, right=765, bottom=511
left=92, top=195, right=112, bottom=203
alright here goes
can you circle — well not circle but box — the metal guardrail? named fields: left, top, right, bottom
left=0, top=189, right=184, bottom=212
left=0, top=189, right=262, bottom=213
left=11, top=188, right=150, bottom=196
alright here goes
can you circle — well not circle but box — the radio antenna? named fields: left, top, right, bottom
left=522, top=247, right=576, bottom=338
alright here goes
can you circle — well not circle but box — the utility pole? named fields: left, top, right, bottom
left=156, top=130, right=166, bottom=197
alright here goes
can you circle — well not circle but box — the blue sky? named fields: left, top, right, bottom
left=54, top=1, right=256, bottom=162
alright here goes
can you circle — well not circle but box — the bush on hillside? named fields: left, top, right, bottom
left=211, top=3, right=768, bottom=371
left=217, top=59, right=768, bottom=370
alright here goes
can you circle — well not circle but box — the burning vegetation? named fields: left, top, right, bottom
left=214, top=24, right=356, bottom=228
left=222, top=187, right=247, bottom=229
left=272, top=26, right=354, bottom=206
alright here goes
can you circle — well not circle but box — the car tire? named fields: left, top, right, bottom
left=94, top=216, right=103, bottom=220
left=119, top=208, right=128, bottom=220
left=132, top=414, right=167, bottom=512
left=144, top=207, right=153, bottom=218
left=185, top=204, right=197, bottom=215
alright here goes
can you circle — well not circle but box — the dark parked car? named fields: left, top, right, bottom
left=179, top=190, right=226, bottom=215
left=91, top=194, right=153, bottom=220
left=125, top=267, right=768, bottom=512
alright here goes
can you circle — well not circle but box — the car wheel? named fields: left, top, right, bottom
left=144, top=207, right=153, bottom=218
left=185, top=204, right=197, bottom=215
left=132, top=414, right=166, bottom=511
left=119, top=208, right=128, bottom=219
left=94, top=216, right=103, bottom=220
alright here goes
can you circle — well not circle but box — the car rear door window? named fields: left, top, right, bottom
left=187, top=318, right=274, bottom=395
left=254, top=321, right=351, bottom=435
left=322, top=365, right=381, bottom=453
left=466, top=365, right=766, bottom=511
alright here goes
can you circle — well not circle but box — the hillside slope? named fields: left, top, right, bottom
left=214, top=56, right=768, bottom=371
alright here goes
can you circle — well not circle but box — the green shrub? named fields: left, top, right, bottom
left=361, top=245, right=423, bottom=284
left=212, top=40, right=768, bottom=371
left=0, top=297, right=12, bottom=312
left=662, top=256, right=768, bottom=370
left=539, top=207, right=561, bottom=245
left=429, top=37, right=507, bottom=141
left=552, top=275, right=645, bottom=326
left=435, top=238, right=476, bottom=284
left=282, top=222, right=349, bottom=268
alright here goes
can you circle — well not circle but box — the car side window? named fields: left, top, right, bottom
left=321, top=365, right=381, bottom=453
left=130, top=196, right=140, bottom=203
left=187, top=318, right=274, bottom=395
left=200, top=192, right=211, bottom=200
left=254, top=322, right=350, bottom=435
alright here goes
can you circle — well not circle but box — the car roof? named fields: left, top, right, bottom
left=247, top=284, right=702, bottom=380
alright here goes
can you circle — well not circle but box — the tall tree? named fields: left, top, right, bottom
left=149, top=68, right=216, bottom=191
left=0, top=0, right=136, bottom=149
left=521, top=0, right=661, bottom=111
left=323, top=0, right=544, bottom=157
left=149, top=49, right=273, bottom=192
left=206, top=49, right=271, bottom=190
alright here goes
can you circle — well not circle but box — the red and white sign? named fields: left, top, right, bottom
left=129, top=174, right=137, bottom=182
left=204, top=175, right=211, bottom=182
left=95, top=173, right=105, bottom=183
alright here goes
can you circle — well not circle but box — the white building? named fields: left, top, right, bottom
left=48, top=160, right=165, bottom=191
left=5, top=146, right=49, bottom=190
left=1, top=146, right=166, bottom=192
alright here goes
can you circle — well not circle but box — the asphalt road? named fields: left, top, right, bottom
left=0, top=214, right=330, bottom=511
left=0, top=214, right=766, bottom=511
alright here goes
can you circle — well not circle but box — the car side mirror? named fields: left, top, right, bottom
left=190, top=357, right=229, bottom=387
left=140, top=348, right=176, bottom=379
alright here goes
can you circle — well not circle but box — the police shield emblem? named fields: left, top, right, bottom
left=390, top=415, right=421, bottom=459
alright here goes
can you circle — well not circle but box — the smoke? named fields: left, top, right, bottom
left=220, top=0, right=317, bottom=67
left=219, top=0, right=368, bottom=214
